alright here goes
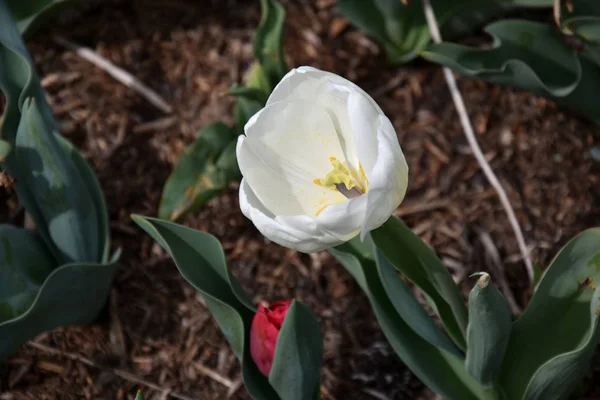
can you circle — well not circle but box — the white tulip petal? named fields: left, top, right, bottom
left=268, top=67, right=383, bottom=113
left=238, top=66, right=409, bottom=252
left=348, top=91, right=380, bottom=177
left=266, top=67, right=324, bottom=106
left=237, top=135, right=305, bottom=216
left=239, top=100, right=348, bottom=217
left=360, top=115, right=409, bottom=240
left=315, top=194, right=366, bottom=239
left=277, top=215, right=344, bottom=252
left=267, top=67, right=387, bottom=172
left=312, top=79, right=360, bottom=173
left=240, top=179, right=328, bottom=251
left=245, top=99, right=347, bottom=177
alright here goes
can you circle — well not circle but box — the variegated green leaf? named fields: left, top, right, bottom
left=499, top=229, right=600, bottom=400
left=0, top=225, right=55, bottom=322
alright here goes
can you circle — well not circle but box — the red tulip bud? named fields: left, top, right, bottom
left=250, top=300, right=292, bottom=376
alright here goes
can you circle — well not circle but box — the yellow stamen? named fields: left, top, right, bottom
left=312, top=157, right=369, bottom=216
left=314, top=157, right=368, bottom=193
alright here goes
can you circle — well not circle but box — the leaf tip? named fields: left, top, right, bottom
left=472, top=272, right=491, bottom=288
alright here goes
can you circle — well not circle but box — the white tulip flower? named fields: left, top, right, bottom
left=237, top=66, right=408, bottom=252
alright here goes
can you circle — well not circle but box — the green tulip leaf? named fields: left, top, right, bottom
left=375, top=249, right=462, bottom=357
left=422, top=20, right=580, bottom=96
left=228, top=85, right=268, bottom=106
left=131, top=216, right=278, bottom=400
left=0, top=253, right=119, bottom=361
left=235, top=97, right=262, bottom=131
left=1, top=1, right=106, bottom=265
left=254, top=0, right=287, bottom=90
left=0, top=0, right=56, bottom=145
left=499, top=228, right=600, bottom=400
left=559, top=0, right=600, bottom=41
left=0, top=0, right=116, bottom=362
left=421, top=19, right=600, bottom=125
left=339, top=0, right=553, bottom=64
left=159, top=122, right=240, bottom=222
left=329, top=241, right=487, bottom=400
left=371, top=217, right=468, bottom=350
left=0, top=225, right=55, bottom=323
left=269, top=300, right=323, bottom=400
left=55, top=133, right=111, bottom=263
left=11, top=98, right=101, bottom=264
left=245, top=62, right=272, bottom=97
left=7, top=0, right=83, bottom=38
left=465, top=273, right=512, bottom=388
left=134, top=391, right=145, bottom=400
left=0, top=139, right=10, bottom=160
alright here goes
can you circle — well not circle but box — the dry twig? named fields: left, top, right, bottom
left=53, top=35, right=173, bottom=114
left=27, top=342, right=195, bottom=400
left=421, top=0, right=534, bottom=284
left=192, top=362, right=234, bottom=388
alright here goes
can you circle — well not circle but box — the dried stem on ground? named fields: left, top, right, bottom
left=26, top=342, right=212, bottom=400
left=421, top=0, right=534, bottom=287
left=52, top=35, right=173, bottom=114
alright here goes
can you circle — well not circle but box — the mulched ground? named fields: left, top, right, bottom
left=1, top=0, right=600, bottom=399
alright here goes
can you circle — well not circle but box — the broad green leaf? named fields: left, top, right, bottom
left=371, top=217, right=468, bottom=350
left=228, top=85, right=268, bottom=106
left=499, top=229, right=600, bottom=400
left=269, top=301, right=323, bottom=400
left=0, top=225, right=55, bottom=322
left=134, top=391, right=145, bottom=400
left=254, top=0, right=287, bottom=90
left=11, top=98, right=100, bottom=264
left=0, top=0, right=56, bottom=144
left=242, top=353, right=280, bottom=400
left=532, top=264, right=543, bottom=290
left=465, top=273, right=512, bottom=388
left=559, top=0, right=600, bottom=41
left=421, top=20, right=600, bottom=125
left=339, top=0, right=397, bottom=60
left=216, top=140, right=239, bottom=177
left=0, top=139, right=10, bottom=160
left=339, top=0, right=553, bottom=64
left=0, top=1, right=104, bottom=264
left=244, top=62, right=272, bottom=97
left=0, top=254, right=119, bottom=361
left=158, top=122, right=239, bottom=222
left=422, top=20, right=580, bottom=96
left=375, top=248, right=461, bottom=357
left=329, top=242, right=486, bottom=400
left=131, top=216, right=277, bottom=400
left=230, top=63, right=269, bottom=128
left=55, top=133, right=110, bottom=263
left=235, top=97, right=262, bottom=130
left=7, top=0, right=83, bottom=37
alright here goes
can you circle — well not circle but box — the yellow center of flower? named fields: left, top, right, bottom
left=312, top=157, right=368, bottom=216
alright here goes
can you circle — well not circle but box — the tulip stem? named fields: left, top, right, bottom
left=421, top=0, right=534, bottom=286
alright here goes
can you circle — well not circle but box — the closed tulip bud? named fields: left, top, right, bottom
left=237, top=66, right=409, bottom=252
left=250, top=300, right=292, bottom=376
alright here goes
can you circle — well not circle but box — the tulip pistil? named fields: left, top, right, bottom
left=313, top=157, right=368, bottom=193
left=312, top=157, right=369, bottom=215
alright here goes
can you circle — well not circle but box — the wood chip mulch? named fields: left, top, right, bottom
left=1, top=0, right=599, bottom=399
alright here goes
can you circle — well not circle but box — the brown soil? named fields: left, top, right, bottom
left=1, top=0, right=600, bottom=399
